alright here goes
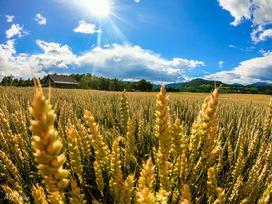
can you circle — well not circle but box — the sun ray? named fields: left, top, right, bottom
left=107, top=19, right=129, bottom=44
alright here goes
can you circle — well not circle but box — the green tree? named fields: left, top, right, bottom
left=1, top=75, right=14, bottom=86
left=136, top=79, right=152, bottom=91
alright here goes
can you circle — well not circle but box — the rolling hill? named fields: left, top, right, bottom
left=163, top=78, right=272, bottom=94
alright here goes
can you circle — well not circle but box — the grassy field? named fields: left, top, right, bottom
left=0, top=86, right=271, bottom=203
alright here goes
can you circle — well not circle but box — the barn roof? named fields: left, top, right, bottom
left=46, top=74, right=79, bottom=85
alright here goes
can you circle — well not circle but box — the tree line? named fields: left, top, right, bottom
left=0, top=74, right=154, bottom=92
left=71, top=74, right=153, bottom=91
left=2, top=74, right=271, bottom=94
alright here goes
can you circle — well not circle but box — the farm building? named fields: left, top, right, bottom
left=43, top=74, right=79, bottom=88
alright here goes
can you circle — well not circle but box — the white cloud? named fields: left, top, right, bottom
left=0, top=40, right=36, bottom=78
left=33, top=40, right=77, bottom=68
left=73, top=20, right=99, bottom=34
left=251, top=26, right=272, bottom=43
left=77, top=44, right=205, bottom=82
left=134, top=0, right=140, bottom=3
left=252, top=0, right=272, bottom=25
left=5, top=15, right=14, bottom=23
left=251, top=25, right=264, bottom=43
left=218, top=0, right=272, bottom=26
left=218, top=0, right=272, bottom=43
left=0, top=40, right=77, bottom=79
left=205, top=52, right=272, bottom=84
left=5, top=24, right=26, bottom=39
left=218, top=0, right=251, bottom=26
left=0, top=40, right=204, bottom=82
left=258, top=29, right=272, bottom=41
left=35, top=14, right=47, bottom=25
left=218, top=61, right=224, bottom=69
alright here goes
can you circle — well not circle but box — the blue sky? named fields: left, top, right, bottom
left=0, top=0, right=272, bottom=84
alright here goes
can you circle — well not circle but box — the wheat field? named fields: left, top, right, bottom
left=0, top=83, right=271, bottom=204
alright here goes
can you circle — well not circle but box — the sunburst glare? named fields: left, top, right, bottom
left=89, top=0, right=113, bottom=18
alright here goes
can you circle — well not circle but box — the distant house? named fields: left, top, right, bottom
left=43, top=74, right=79, bottom=88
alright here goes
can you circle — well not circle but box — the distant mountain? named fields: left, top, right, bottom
left=161, top=78, right=272, bottom=94
left=165, top=78, right=272, bottom=88
left=166, top=78, right=224, bottom=89
left=231, top=83, right=244, bottom=87
left=248, top=82, right=272, bottom=87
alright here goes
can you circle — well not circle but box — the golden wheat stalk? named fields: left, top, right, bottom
left=66, top=120, right=83, bottom=183
left=76, top=119, right=91, bottom=163
left=84, top=110, right=110, bottom=169
left=154, top=85, right=171, bottom=191
left=32, top=184, right=48, bottom=204
left=229, top=176, right=243, bottom=202
left=120, top=90, right=129, bottom=133
left=30, top=80, right=69, bottom=194
left=213, top=187, right=226, bottom=204
left=136, top=158, right=156, bottom=203
left=69, top=180, right=86, bottom=204
left=207, top=167, right=217, bottom=200
left=1, top=185, right=24, bottom=204
left=262, top=99, right=272, bottom=139
left=136, top=188, right=156, bottom=204
left=109, top=136, right=135, bottom=203
left=124, top=117, right=137, bottom=173
left=0, top=150, right=20, bottom=184
left=109, top=136, right=125, bottom=199
left=257, top=182, right=272, bottom=204
left=93, top=160, right=104, bottom=194
left=189, top=88, right=219, bottom=170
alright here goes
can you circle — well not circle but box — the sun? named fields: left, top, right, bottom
left=89, top=0, right=113, bottom=18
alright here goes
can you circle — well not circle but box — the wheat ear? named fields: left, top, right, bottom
left=30, top=80, right=69, bottom=194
